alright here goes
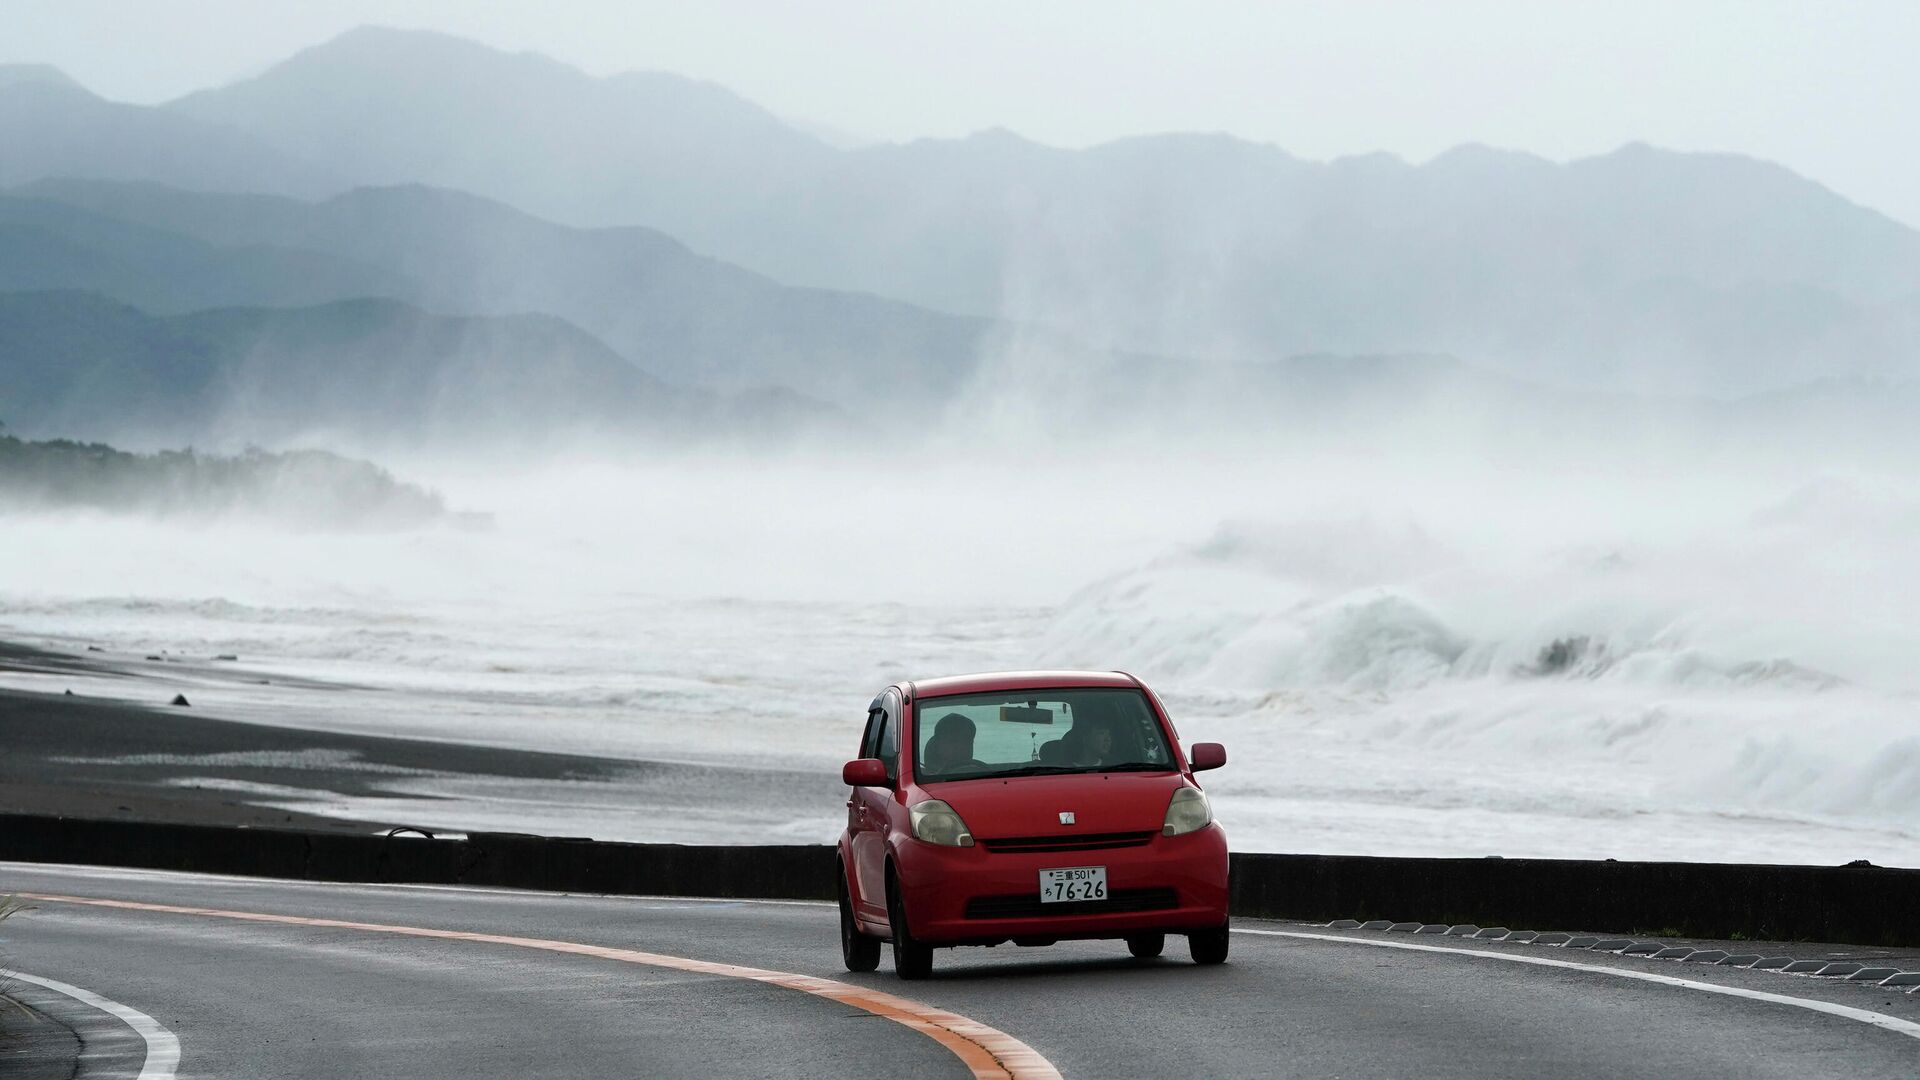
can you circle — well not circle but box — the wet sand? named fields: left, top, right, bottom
left=0, top=641, right=841, bottom=841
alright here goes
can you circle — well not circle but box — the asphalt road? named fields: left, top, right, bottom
left=2, top=862, right=1916, bottom=1079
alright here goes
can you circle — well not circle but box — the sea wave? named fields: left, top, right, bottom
left=1040, top=502, right=1914, bottom=696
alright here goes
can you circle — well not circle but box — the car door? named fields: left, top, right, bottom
left=850, top=690, right=900, bottom=919
left=847, top=700, right=880, bottom=843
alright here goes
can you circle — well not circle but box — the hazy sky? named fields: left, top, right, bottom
left=6, top=0, right=1917, bottom=226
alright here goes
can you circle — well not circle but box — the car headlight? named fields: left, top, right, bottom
left=909, top=799, right=975, bottom=847
left=1162, top=786, right=1212, bottom=836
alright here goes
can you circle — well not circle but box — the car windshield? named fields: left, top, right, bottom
left=911, top=687, right=1175, bottom=782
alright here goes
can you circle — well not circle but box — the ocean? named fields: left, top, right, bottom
left=3, top=451, right=1915, bottom=864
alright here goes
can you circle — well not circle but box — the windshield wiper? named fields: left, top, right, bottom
left=959, top=762, right=1174, bottom=779
left=976, top=764, right=1085, bottom=778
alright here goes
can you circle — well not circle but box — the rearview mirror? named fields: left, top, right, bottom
left=1189, top=742, right=1227, bottom=772
left=842, top=758, right=890, bottom=787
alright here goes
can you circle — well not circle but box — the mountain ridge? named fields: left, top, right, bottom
left=0, top=68, right=336, bottom=197
left=1, top=26, right=1914, bottom=394
left=4, top=178, right=994, bottom=404
left=0, top=288, right=831, bottom=451
left=167, top=25, right=833, bottom=237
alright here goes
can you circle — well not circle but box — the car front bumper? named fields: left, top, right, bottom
left=892, top=823, right=1229, bottom=945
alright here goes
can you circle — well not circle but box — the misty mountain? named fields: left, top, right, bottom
left=0, top=64, right=334, bottom=197
left=6, top=28, right=1916, bottom=394
left=167, top=25, right=832, bottom=239
left=7, top=181, right=991, bottom=403
left=0, top=290, right=809, bottom=449
left=131, top=27, right=1920, bottom=393
left=0, top=192, right=415, bottom=310
left=729, top=136, right=1920, bottom=391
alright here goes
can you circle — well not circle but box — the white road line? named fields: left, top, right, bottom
left=6, top=970, right=182, bottom=1079
left=3, top=861, right=836, bottom=907
left=1238, top=928, right=1920, bottom=1043
left=381, top=885, right=835, bottom=908
left=25, top=892, right=1059, bottom=1080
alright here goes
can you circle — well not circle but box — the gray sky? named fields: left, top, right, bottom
left=6, top=0, right=1917, bottom=227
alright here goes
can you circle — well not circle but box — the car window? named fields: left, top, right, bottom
left=877, top=693, right=900, bottom=779
left=859, top=704, right=883, bottom=758
left=912, top=687, right=1173, bottom=782
left=1147, top=688, right=1179, bottom=740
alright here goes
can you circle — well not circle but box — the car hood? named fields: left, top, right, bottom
left=922, top=771, right=1186, bottom=839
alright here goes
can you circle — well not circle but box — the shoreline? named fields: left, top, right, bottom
left=0, top=641, right=839, bottom=841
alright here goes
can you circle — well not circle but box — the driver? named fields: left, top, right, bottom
left=1070, top=712, right=1120, bottom=767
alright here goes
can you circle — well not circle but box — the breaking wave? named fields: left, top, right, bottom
left=1040, top=496, right=1913, bottom=695
left=1039, top=496, right=1920, bottom=843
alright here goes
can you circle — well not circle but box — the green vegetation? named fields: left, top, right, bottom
left=0, top=424, right=464, bottom=529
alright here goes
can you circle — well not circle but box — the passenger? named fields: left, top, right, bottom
left=923, top=713, right=983, bottom=773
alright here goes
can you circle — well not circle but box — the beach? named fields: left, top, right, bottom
left=0, top=640, right=844, bottom=841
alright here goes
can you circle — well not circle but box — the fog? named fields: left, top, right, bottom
left=1, top=19, right=1915, bottom=863
left=4, top=414, right=1916, bottom=861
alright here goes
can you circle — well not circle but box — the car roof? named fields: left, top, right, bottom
left=906, top=670, right=1143, bottom=699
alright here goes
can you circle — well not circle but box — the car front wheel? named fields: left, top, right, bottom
left=1126, top=933, right=1165, bottom=958
left=839, top=868, right=881, bottom=972
left=1189, top=923, right=1230, bottom=965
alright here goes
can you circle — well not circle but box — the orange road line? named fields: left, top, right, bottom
left=22, top=892, right=1062, bottom=1080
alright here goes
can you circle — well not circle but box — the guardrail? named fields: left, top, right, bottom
left=2, top=814, right=1913, bottom=946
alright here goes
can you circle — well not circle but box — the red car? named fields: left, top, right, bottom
left=836, top=670, right=1230, bottom=979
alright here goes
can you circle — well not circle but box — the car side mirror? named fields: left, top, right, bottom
left=1189, top=742, right=1227, bottom=772
left=842, top=758, right=890, bottom=787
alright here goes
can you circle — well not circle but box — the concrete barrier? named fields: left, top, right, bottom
left=2, top=814, right=1915, bottom=946
left=0, top=814, right=836, bottom=901
left=1227, top=851, right=1920, bottom=947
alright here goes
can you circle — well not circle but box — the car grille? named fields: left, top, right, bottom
left=978, top=831, right=1157, bottom=854
left=963, top=887, right=1179, bottom=920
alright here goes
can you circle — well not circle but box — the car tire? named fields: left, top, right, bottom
left=1126, top=933, right=1165, bottom=959
left=1189, top=923, right=1230, bottom=965
left=887, top=872, right=933, bottom=981
left=839, top=869, right=882, bottom=973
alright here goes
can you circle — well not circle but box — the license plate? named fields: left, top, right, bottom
left=1038, top=866, right=1108, bottom=903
